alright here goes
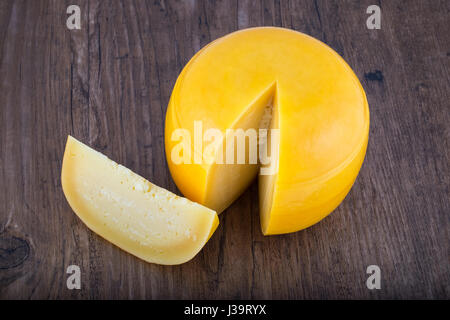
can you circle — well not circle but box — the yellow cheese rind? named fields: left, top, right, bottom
left=165, top=27, right=369, bottom=235
left=62, top=136, right=219, bottom=265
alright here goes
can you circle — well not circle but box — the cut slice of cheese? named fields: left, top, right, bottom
left=165, top=27, right=369, bottom=235
left=61, top=136, right=219, bottom=265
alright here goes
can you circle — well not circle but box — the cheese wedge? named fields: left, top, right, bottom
left=61, top=136, right=219, bottom=265
left=165, top=27, right=369, bottom=235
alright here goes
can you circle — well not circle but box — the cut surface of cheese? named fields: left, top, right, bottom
left=61, top=136, right=219, bottom=265
left=165, top=27, right=369, bottom=235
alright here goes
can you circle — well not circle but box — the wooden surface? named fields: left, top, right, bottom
left=0, top=0, right=449, bottom=299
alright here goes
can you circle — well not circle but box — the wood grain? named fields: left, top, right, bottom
left=0, top=0, right=448, bottom=299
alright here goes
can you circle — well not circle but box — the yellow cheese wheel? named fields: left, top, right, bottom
left=62, top=136, right=219, bottom=265
left=165, top=27, right=369, bottom=235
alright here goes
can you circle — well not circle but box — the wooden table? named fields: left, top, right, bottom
left=0, top=0, right=448, bottom=299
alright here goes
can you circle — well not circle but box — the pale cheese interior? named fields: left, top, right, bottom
left=203, top=83, right=276, bottom=213
left=62, top=136, right=219, bottom=265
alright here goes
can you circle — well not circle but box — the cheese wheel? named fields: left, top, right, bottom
left=62, top=136, right=219, bottom=265
left=165, top=27, right=369, bottom=235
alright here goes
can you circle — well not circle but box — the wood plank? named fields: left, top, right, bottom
left=0, top=0, right=448, bottom=299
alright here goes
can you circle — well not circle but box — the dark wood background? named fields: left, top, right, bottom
left=0, top=0, right=448, bottom=299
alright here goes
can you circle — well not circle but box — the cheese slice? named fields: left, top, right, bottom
left=61, top=136, right=219, bottom=265
left=165, top=27, right=369, bottom=235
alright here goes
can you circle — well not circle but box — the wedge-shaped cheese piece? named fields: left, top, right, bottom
left=62, top=136, right=219, bottom=265
left=165, top=27, right=369, bottom=235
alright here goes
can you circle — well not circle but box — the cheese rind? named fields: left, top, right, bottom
left=61, top=136, right=219, bottom=265
left=165, top=27, right=369, bottom=235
